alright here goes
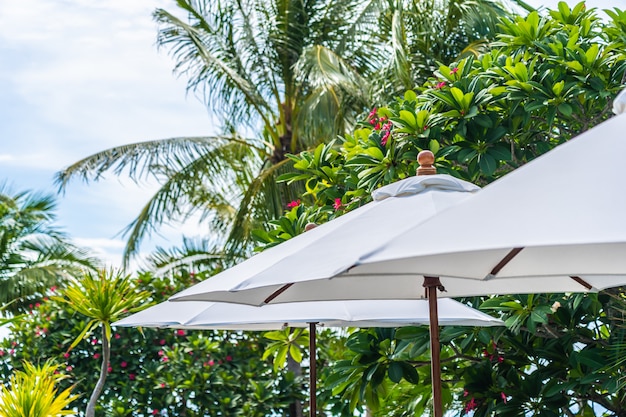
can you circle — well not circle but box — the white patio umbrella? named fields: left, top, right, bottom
left=113, top=298, right=503, bottom=417
left=170, top=90, right=626, bottom=417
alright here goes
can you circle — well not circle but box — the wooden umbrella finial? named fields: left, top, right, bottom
left=417, top=150, right=436, bottom=176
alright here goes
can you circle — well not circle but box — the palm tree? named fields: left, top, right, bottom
left=56, top=0, right=383, bottom=266
left=0, top=184, right=98, bottom=314
left=56, top=0, right=527, bottom=267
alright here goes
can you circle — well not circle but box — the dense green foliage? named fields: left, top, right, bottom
left=0, top=271, right=306, bottom=416
left=255, top=3, right=626, bottom=416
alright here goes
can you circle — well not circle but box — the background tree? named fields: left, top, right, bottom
left=0, top=184, right=98, bottom=314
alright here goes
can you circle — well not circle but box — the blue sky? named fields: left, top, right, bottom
left=0, top=0, right=624, bottom=268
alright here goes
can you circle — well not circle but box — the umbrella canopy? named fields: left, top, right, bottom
left=170, top=167, right=479, bottom=306
left=170, top=91, right=626, bottom=417
left=113, top=298, right=504, bottom=329
left=114, top=298, right=502, bottom=417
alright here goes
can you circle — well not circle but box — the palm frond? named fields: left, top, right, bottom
left=154, top=2, right=278, bottom=139
left=119, top=139, right=262, bottom=266
left=146, top=236, right=233, bottom=277
left=55, top=136, right=262, bottom=190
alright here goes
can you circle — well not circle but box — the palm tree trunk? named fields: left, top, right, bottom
left=86, top=326, right=109, bottom=417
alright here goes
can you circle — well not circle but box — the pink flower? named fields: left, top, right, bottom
left=368, top=107, right=378, bottom=120
left=114, top=333, right=121, bottom=339
left=94, top=353, right=101, bottom=360
left=158, top=350, right=165, bottom=356
left=0, top=350, right=4, bottom=356
left=152, top=410, right=159, bottom=415
left=63, top=352, right=70, bottom=359
left=226, top=355, right=233, bottom=362
left=161, top=356, right=169, bottom=362
left=287, top=200, right=301, bottom=209
left=176, top=329, right=185, bottom=336
left=107, top=366, right=113, bottom=373
left=50, top=286, right=57, bottom=292
left=129, top=373, right=136, bottom=380
left=121, top=361, right=128, bottom=368
left=333, top=198, right=342, bottom=210
left=463, top=390, right=469, bottom=397
left=381, top=130, right=391, bottom=146
left=464, top=397, right=477, bottom=413
left=501, top=392, right=508, bottom=404
left=450, top=67, right=459, bottom=74
left=208, top=360, right=215, bottom=366
left=159, top=339, right=166, bottom=346
left=435, top=81, right=446, bottom=89
left=66, top=365, right=73, bottom=372
left=160, top=383, right=166, bottom=388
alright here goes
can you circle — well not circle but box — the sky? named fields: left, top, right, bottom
left=0, top=0, right=624, bottom=269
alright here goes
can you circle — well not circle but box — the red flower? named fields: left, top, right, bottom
left=368, top=107, right=378, bottom=120
left=287, top=199, right=301, bottom=209
left=121, top=361, right=128, bottom=368
left=450, top=67, right=459, bottom=74
left=152, top=410, right=159, bottom=415
left=114, top=333, right=121, bottom=339
left=435, top=81, right=446, bottom=89
left=176, top=329, right=185, bottom=336
left=333, top=198, right=342, bottom=210
left=94, top=353, right=101, bottom=359
left=160, top=383, right=166, bottom=388
left=63, top=352, right=70, bottom=359
left=159, top=339, right=166, bottom=345
left=226, top=355, right=233, bottom=362
left=129, top=373, right=136, bottom=381
left=107, top=366, right=113, bottom=373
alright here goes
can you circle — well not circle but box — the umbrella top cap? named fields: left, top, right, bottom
left=417, top=150, right=437, bottom=175
left=613, top=88, right=626, bottom=115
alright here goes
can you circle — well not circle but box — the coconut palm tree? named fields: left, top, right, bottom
left=0, top=184, right=98, bottom=314
left=56, top=0, right=529, bottom=267
left=56, top=0, right=383, bottom=266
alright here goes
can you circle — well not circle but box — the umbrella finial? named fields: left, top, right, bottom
left=417, top=150, right=436, bottom=176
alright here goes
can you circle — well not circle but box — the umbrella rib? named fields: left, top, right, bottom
left=489, top=247, right=524, bottom=277
left=569, top=276, right=593, bottom=290
left=264, top=283, right=294, bottom=304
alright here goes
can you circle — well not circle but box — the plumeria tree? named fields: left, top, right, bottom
left=254, top=2, right=626, bottom=415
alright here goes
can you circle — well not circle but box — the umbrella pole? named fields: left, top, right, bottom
left=309, top=322, right=317, bottom=417
left=424, top=276, right=444, bottom=417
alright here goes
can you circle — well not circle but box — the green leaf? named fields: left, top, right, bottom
left=388, top=362, right=403, bottom=383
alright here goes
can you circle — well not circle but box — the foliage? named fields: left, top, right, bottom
left=0, top=185, right=98, bottom=314
left=0, top=271, right=303, bottom=416
left=253, top=2, right=626, bottom=415
left=0, top=360, right=78, bottom=417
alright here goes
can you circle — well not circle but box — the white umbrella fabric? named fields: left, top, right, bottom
left=170, top=91, right=626, bottom=417
left=114, top=298, right=503, bottom=417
